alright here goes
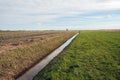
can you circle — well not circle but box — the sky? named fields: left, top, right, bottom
left=0, top=0, right=120, bottom=30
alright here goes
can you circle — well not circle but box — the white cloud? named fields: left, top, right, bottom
left=1, top=0, right=120, bottom=14
left=0, top=0, right=120, bottom=30
left=85, top=14, right=112, bottom=19
left=98, top=0, right=120, bottom=10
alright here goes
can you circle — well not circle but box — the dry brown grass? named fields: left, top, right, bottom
left=0, top=31, right=76, bottom=80
left=0, top=31, right=68, bottom=54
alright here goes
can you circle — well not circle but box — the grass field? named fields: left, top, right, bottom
left=0, top=30, right=70, bottom=53
left=0, top=31, right=64, bottom=46
left=34, top=31, right=120, bottom=80
left=0, top=31, right=76, bottom=80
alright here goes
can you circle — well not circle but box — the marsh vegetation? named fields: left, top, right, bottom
left=0, top=30, right=76, bottom=80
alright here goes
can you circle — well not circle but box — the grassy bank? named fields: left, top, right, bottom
left=34, top=31, right=120, bottom=80
left=0, top=30, right=67, bottom=47
left=0, top=31, right=76, bottom=80
left=0, top=31, right=66, bottom=54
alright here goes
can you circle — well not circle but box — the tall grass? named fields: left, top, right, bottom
left=0, top=31, right=64, bottom=46
left=0, top=31, right=76, bottom=80
left=34, top=31, right=120, bottom=80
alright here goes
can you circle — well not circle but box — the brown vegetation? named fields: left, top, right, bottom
left=0, top=31, right=76, bottom=80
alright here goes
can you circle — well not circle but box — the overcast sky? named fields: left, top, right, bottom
left=0, top=0, right=120, bottom=30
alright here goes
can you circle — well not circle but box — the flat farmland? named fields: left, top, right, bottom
left=0, top=30, right=76, bottom=80
left=34, top=31, right=120, bottom=80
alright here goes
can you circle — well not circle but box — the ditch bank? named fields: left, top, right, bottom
left=16, top=33, right=79, bottom=80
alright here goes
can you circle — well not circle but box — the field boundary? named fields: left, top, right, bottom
left=16, top=33, right=79, bottom=80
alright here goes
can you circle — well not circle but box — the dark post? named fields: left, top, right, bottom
left=66, top=28, right=68, bottom=31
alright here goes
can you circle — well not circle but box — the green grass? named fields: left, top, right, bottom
left=0, top=31, right=76, bottom=80
left=34, top=31, right=120, bottom=80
